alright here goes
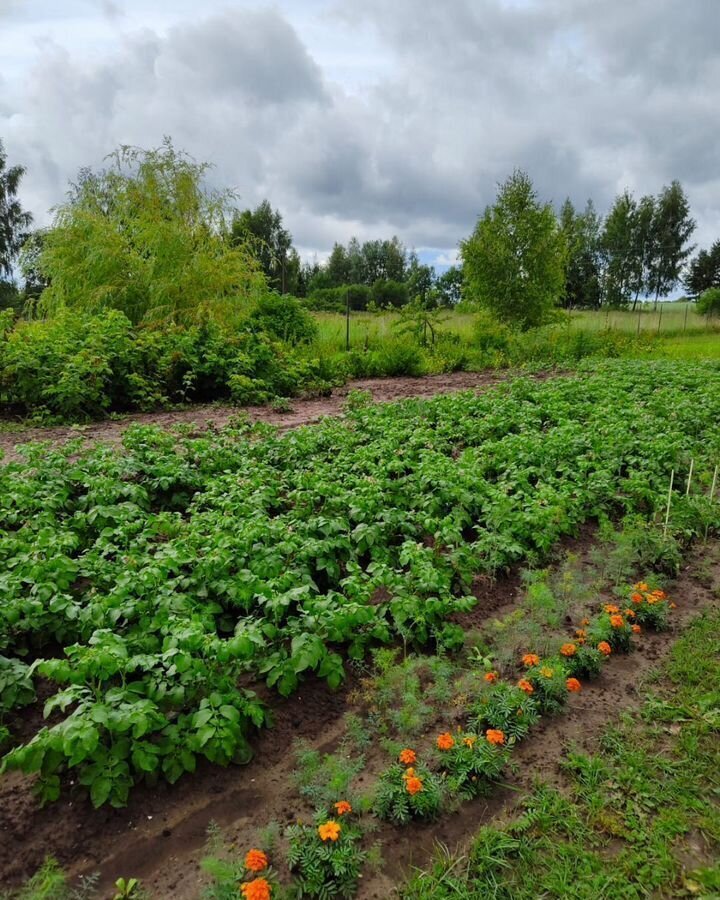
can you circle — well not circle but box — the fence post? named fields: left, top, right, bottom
left=345, top=288, right=350, bottom=351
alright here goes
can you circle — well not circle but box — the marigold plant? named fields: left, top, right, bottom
left=484, top=671, right=498, bottom=684
left=334, top=800, right=352, bottom=816
left=468, top=682, right=539, bottom=742
left=566, top=678, right=582, bottom=693
left=440, top=730, right=509, bottom=799
left=631, top=624, right=642, bottom=634
left=518, top=679, right=534, bottom=695
left=598, top=641, right=612, bottom=656
left=437, top=732, right=455, bottom=751
left=399, top=748, right=417, bottom=765
left=522, top=653, right=540, bottom=667
left=374, top=762, right=443, bottom=824
left=560, top=643, right=577, bottom=657
left=287, top=812, right=365, bottom=899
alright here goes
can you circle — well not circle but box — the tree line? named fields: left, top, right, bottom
left=1, top=138, right=718, bottom=324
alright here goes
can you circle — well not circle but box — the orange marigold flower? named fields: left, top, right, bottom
left=399, top=749, right=417, bottom=765
left=463, top=735, right=477, bottom=748
left=604, top=604, right=620, bottom=614
left=669, top=602, right=677, bottom=609
left=518, top=679, right=534, bottom=695
left=566, top=678, right=582, bottom=693
left=624, top=609, right=636, bottom=618
left=634, top=582, right=649, bottom=592
left=581, top=618, right=590, bottom=626
left=437, top=732, right=455, bottom=751
left=484, top=671, right=498, bottom=684
left=241, top=878, right=272, bottom=900
left=598, top=641, right=612, bottom=656
left=575, top=629, right=586, bottom=639
left=522, top=653, right=540, bottom=667
left=540, top=666, right=554, bottom=678
left=405, top=775, right=423, bottom=795
left=610, top=614, right=624, bottom=628
left=560, top=643, right=577, bottom=657
left=486, top=729, right=505, bottom=746
left=245, top=849, right=269, bottom=873
left=318, top=821, right=341, bottom=842
left=631, top=624, right=642, bottom=634
left=631, top=592, right=644, bottom=604
left=334, top=801, right=352, bottom=816
left=653, top=590, right=667, bottom=600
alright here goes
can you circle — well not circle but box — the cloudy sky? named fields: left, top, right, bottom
left=1, top=0, right=719, bottom=267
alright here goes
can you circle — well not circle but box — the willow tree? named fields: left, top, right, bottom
left=38, top=140, right=266, bottom=325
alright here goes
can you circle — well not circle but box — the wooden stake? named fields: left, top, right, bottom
left=686, top=458, right=694, bottom=496
left=705, top=465, right=718, bottom=543
left=663, top=469, right=674, bottom=538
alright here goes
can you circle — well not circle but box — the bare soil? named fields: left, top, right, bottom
left=2, top=535, right=718, bottom=899
left=0, top=370, right=525, bottom=464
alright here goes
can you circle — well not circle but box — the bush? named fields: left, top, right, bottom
left=306, top=284, right=372, bottom=312
left=697, top=287, right=720, bottom=317
left=0, top=311, right=338, bottom=421
left=246, top=293, right=318, bottom=345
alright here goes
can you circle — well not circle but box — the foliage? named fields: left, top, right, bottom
left=0, top=311, right=340, bottom=420
left=468, top=683, right=540, bottom=742
left=461, top=170, right=567, bottom=328
left=402, top=608, right=720, bottom=899
left=525, top=660, right=570, bottom=714
left=0, top=139, right=33, bottom=281
left=1, top=362, right=719, bottom=805
left=247, top=294, right=318, bottom=345
left=685, top=240, right=720, bottom=298
left=438, top=731, right=510, bottom=799
left=37, top=140, right=266, bottom=326
left=697, top=286, right=720, bottom=317
left=286, top=812, right=366, bottom=898
left=231, top=199, right=299, bottom=295
left=559, top=199, right=602, bottom=310
left=374, top=762, right=443, bottom=824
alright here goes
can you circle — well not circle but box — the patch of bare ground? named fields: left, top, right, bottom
left=2, top=536, right=717, bottom=899
left=0, top=369, right=561, bottom=464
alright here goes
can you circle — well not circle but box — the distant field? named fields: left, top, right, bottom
left=312, top=304, right=720, bottom=358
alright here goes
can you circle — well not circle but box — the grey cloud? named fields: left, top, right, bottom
left=2, top=0, right=719, bottom=255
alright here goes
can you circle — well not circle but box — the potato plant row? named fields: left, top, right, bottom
left=1, top=360, right=719, bottom=806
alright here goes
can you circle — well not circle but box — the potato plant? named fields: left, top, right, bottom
left=1, top=361, right=719, bottom=806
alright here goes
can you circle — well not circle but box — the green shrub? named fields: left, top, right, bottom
left=246, top=293, right=318, bottom=345
left=286, top=811, right=366, bottom=898
left=697, top=287, right=720, bottom=317
left=468, top=683, right=540, bottom=741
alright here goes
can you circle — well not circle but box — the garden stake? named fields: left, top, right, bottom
left=663, top=469, right=674, bottom=539
left=686, top=458, right=694, bottom=495
left=704, top=465, right=718, bottom=543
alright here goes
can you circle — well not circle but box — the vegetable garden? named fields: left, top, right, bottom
left=2, top=360, right=720, bottom=898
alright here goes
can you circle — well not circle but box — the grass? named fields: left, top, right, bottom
left=309, top=306, right=720, bottom=363
left=402, top=607, right=720, bottom=899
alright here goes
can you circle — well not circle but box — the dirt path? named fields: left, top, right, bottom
left=2, top=538, right=718, bottom=898
left=0, top=370, right=524, bottom=464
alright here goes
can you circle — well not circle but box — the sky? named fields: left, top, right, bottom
left=1, top=0, right=719, bottom=270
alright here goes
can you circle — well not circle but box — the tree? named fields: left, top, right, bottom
left=560, top=199, right=602, bottom=309
left=461, top=170, right=566, bottom=328
left=599, top=191, right=637, bottom=307
left=646, top=181, right=695, bottom=307
left=0, top=139, right=33, bottom=298
left=405, top=251, right=436, bottom=305
left=231, top=199, right=297, bottom=294
left=685, top=240, right=720, bottom=298
left=435, top=265, right=464, bottom=306
left=627, top=195, right=656, bottom=310
left=38, top=139, right=265, bottom=325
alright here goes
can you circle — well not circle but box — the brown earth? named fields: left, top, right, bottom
left=0, top=369, right=556, bottom=464
left=2, top=534, right=718, bottom=899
